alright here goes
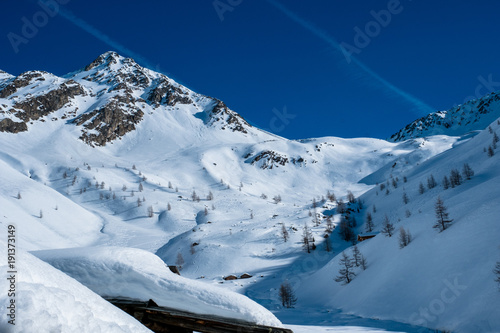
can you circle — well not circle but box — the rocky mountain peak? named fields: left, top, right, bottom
left=0, top=52, right=255, bottom=146
left=83, top=51, right=123, bottom=71
left=77, top=51, right=151, bottom=90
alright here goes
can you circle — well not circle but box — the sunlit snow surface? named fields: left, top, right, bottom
left=0, top=240, right=151, bottom=333
left=1, top=53, right=500, bottom=332
left=33, top=246, right=283, bottom=327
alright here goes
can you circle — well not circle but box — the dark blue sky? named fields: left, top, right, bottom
left=1, top=0, right=500, bottom=139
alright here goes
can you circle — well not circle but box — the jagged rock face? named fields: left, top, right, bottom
left=82, top=52, right=150, bottom=89
left=146, top=78, right=192, bottom=107
left=209, top=100, right=250, bottom=133
left=84, top=52, right=119, bottom=71
left=0, top=74, right=85, bottom=132
left=0, top=71, right=48, bottom=98
left=390, top=91, right=500, bottom=141
left=476, top=96, right=499, bottom=114
left=247, top=150, right=289, bottom=169
left=245, top=149, right=308, bottom=169
left=0, top=118, right=28, bottom=133
left=13, top=81, right=85, bottom=121
left=252, top=150, right=289, bottom=169
left=73, top=94, right=144, bottom=147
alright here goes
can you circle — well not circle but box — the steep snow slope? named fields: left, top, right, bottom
left=390, top=91, right=500, bottom=141
left=0, top=158, right=102, bottom=250
left=297, top=118, right=500, bottom=332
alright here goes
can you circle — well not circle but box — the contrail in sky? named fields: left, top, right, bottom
left=265, top=0, right=434, bottom=116
left=57, top=8, right=155, bottom=69
left=58, top=1, right=432, bottom=116
left=56, top=7, right=176, bottom=79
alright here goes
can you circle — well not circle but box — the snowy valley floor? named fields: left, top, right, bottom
left=278, top=308, right=432, bottom=333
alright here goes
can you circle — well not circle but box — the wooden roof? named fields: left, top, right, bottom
left=106, top=297, right=293, bottom=333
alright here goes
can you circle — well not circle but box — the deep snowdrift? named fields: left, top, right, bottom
left=0, top=237, right=151, bottom=333
left=33, top=246, right=283, bottom=327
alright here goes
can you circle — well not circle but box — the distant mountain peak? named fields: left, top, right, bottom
left=390, top=91, right=500, bottom=141
left=84, top=51, right=126, bottom=71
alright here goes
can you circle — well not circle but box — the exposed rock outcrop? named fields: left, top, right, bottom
left=209, top=100, right=250, bottom=133
left=82, top=52, right=150, bottom=89
left=0, top=118, right=28, bottom=133
left=73, top=95, right=144, bottom=147
left=13, top=81, right=86, bottom=121
left=84, top=52, right=119, bottom=71
left=146, top=78, right=192, bottom=107
left=250, top=150, right=289, bottom=169
left=0, top=71, right=48, bottom=98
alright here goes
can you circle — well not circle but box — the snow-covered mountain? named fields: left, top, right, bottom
left=389, top=91, right=500, bottom=141
left=301, top=119, right=500, bottom=332
left=0, top=51, right=254, bottom=146
left=1, top=52, right=499, bottom=333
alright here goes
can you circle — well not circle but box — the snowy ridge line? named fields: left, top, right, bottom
left=0, top=51, right=261, bottom=146
left=390, top=91, right=500, bottom=141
